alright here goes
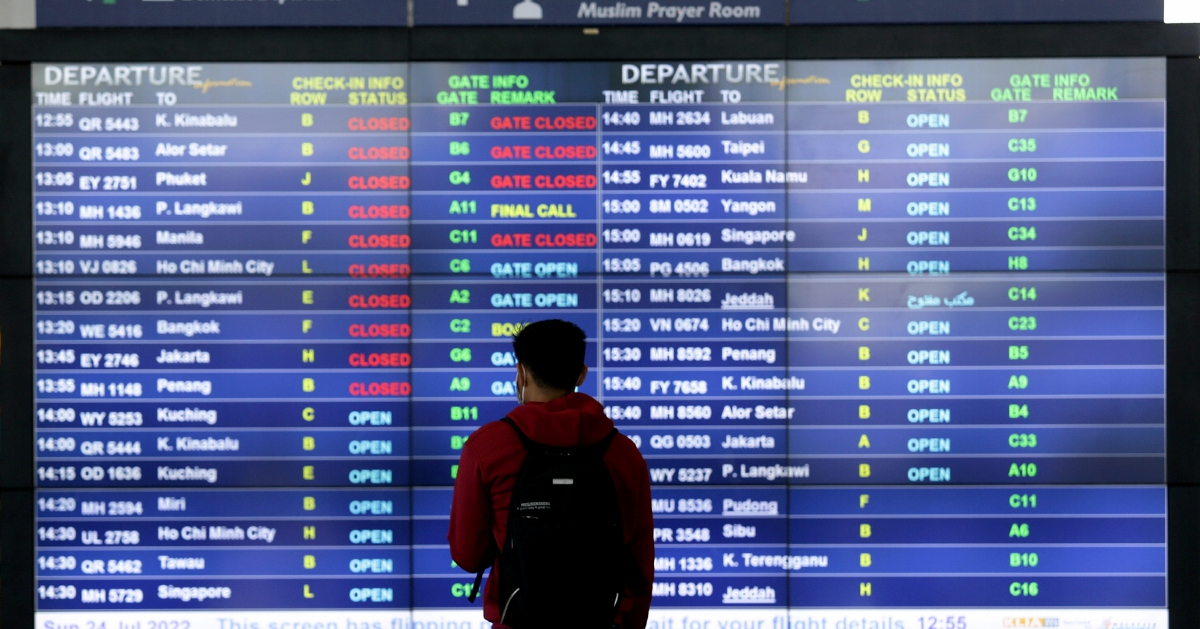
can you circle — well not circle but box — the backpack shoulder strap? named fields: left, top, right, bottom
left=466, top=559, right=488, bottom=603
left=587, top=428, right=620, bottom=458
left=501, top=417, right=534, bottom=450
left=467, top=417, right=530, bottom=603
left=467, top=419, right=529, bottom=604
left=504, top=417, right=619, bottom=458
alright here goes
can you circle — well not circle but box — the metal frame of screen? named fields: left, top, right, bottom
left=1, top=22, right=1199, bottom=629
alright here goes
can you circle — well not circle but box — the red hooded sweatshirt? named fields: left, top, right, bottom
left=448, top=392, right=655, bottom=628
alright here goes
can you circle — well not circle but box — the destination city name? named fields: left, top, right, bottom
left=163, top=436, right=239, bottom=452
left=157, top=201, right=243, bottom=218
left=158, top=407, right=218, bottom=424
left=157, top=466, right=218, bottom=483
left=156, top=260, right=274, bottom=276
left=157, top=291, right=242, bottom=307
left=644, top=405, right=1022, bottom=430
left=156, top=525, right=276, bottom=542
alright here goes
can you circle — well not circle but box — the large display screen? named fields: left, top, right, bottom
left=30, top=58, right=1166, bottom=628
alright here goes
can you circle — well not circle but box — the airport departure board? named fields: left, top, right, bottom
left=30, top=59, right=1167, bottom=628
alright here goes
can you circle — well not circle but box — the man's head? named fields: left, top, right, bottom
left=512, top=319, right=588, bottom=402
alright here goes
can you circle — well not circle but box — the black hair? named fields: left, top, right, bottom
left=512, top=319, right=587, bottom=392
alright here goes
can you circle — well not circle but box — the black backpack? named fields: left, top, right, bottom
left=468, top=418, right=628, bottom=629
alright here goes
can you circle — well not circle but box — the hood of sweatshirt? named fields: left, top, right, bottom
left=505, top=392, right=614, bottom=447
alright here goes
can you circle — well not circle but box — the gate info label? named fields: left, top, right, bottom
left=32, top=59, right=1165, bottom=621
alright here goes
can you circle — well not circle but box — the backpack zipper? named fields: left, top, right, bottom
left=500, top=587, right=520, bottom=624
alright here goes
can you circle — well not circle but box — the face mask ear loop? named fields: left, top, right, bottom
left=516, top=365, right=525, bottom=405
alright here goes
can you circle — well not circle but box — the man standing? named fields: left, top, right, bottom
left=449, top=319, right=654, bottom=628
